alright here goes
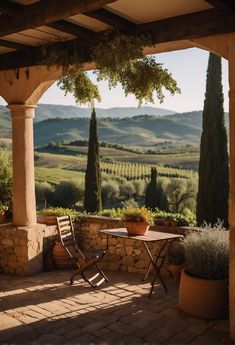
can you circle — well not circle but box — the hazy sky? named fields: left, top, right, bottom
left=0, top=47, right=229, bottom=113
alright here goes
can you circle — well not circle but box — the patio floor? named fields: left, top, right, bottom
left=0, top=270, right=232, bottom=345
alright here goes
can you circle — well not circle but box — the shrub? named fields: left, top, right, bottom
left=182, top=221, right=229, bottom=279
left=97, top=208, right=121, bottom=218
left=40, top=207, right=78, bottom=216
left=53, top=180, right=84, bottom=208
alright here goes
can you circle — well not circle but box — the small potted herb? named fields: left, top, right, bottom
left=167, top=244, right=185, bottom=283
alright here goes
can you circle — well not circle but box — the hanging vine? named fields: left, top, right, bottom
left=41, top=30, right=180, bottom=107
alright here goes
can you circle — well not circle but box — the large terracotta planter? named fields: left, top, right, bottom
left=125, top=222, right=149, bottom=236
left=179, top=269, right=229, bottom=319
left=52, top=241, right=75, bottom=269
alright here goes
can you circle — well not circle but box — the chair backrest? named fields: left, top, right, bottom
left=56, top=216, right=84, bottom=259
left=56, top=216, right=75, bottom=246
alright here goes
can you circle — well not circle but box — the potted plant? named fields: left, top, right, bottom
left=40, top=207, right=78, bottom=225
left=179, top=222, right=229, bottom=319
left=154, top=210, right=166, bottom=226
left=0, top=204, right=8, bottom=224
left=121, top=207, right=153, bottom=235
left=167, top=243, right=185, bottom=283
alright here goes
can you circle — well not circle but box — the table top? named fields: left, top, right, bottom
left=99, top=228, right=183, bottom=242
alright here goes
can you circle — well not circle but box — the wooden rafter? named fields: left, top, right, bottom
left=47, top=20, right=94, bottom=39
left=0, top=8, right=234, bottom=71
left=85, top=8, right=137, bottom=30
left=0, top=0, right=22, bottom=16
left=0, top=39, right=31, bottom=51
left=0, top=0, right=116, bottom=38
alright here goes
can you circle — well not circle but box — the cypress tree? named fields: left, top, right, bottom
left=145, top=167, right=169, bottom=211
left=196, top=53, right=229, bottom=227
left=84, top=108, right=102, bottom=212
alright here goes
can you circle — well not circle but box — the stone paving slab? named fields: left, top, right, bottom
left=0, top=270, right=232, bottom=345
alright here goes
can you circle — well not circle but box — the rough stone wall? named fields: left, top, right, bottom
left=0, top=223, right=46, bottom=275
left=0, top=216, right=197, bottom=276
left=77, top=216, right=191, bottom=274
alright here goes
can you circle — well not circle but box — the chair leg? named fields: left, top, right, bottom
left=95, top=263, right=109, bottom=282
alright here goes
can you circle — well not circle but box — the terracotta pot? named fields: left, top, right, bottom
left=154, top=219, right=165, bottom=226
left=44, top=215, right=57, bottom=225
left=179, top=269, right=228, bottom=319
left=164, top=220, right=171, bottom=227
left=125, top=222, right=149, bottom=236
left=52, top=241, right=75, bottom=269
left=0, top=213, right=5, bottom=224
left=168, top=264, right=184, bottom=283
left=170, top=220, right=178, bottom=227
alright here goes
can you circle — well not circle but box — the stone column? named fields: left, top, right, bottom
left=8, top=104, right=36, bottom=227
left=229, top=36, right=235, bottom=341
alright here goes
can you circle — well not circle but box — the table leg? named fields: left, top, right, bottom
left=147, top=239, right=175, bottom=298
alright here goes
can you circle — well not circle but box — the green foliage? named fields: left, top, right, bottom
left=53, top=180, right=84, bottom=208
left=121, top=207, right=153, bottom=224
left=0, top=204, right=8, bottom=213
left=57, top=68, right=101, bottom=107
left=153, top=210, right=196, bottom=226
left=101, top=180, right=120, bottom=207
left=166, top=178, right=197, bottom=213
left=197, top=53, right=229, bottom=227
left=121, top=198, right=139, bottom=209
left=40, top=207, right=78, bottom=216
left=182, top=222, right=229, bottom=279
left=0, top=149, right=12, bottom=208
left=35, top=181, right=53, bottom=204
left=168, top=244, right=185, bottom=265
left=51, top=30, right=180, bottom=106
left=93, top=31, right=180, bottom=106
left=84, top=109, right=102, bottom=212
left=97, top=208, right=122, bottom=218
left=145, top=167, right=169, bottom=211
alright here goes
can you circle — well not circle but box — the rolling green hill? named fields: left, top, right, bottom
left=0, top=103, right=229, bottom=148
left=34, top=112, right=203, bottom=147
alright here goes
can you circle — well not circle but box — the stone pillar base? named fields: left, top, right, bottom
left=0, top=223, right=46, bottom=275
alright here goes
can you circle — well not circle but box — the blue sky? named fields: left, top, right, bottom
left=0, top=48, right=229, bottom=113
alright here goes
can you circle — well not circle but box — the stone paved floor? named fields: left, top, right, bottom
left=0, top=270, right=232, bottom=345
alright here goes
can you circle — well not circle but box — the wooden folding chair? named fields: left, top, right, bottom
left=56, top=216, right=109, bottom=288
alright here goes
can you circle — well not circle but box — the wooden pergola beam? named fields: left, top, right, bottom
left=47, top=20, right=94, bottom=39
left=204, top=0, right=235, bottom=15
left=0, top=0, right=22, bottom=16
left=0, top=8, right=234, bottom=71
left=85, top=8, right=137, bottom=30
left=0, top=0, right=115, bottom=38
left=141, top=8, right=235, bottom=44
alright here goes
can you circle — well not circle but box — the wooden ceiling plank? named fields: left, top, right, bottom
left=0, top=0, right=116, bottom=37
left=85, top=8, right=137, bottom=30
left=0, top=8, right=234, bottom=71
left=47, top=20, right=93, bottom=39
left=0, top=0, right=22, bottom=16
